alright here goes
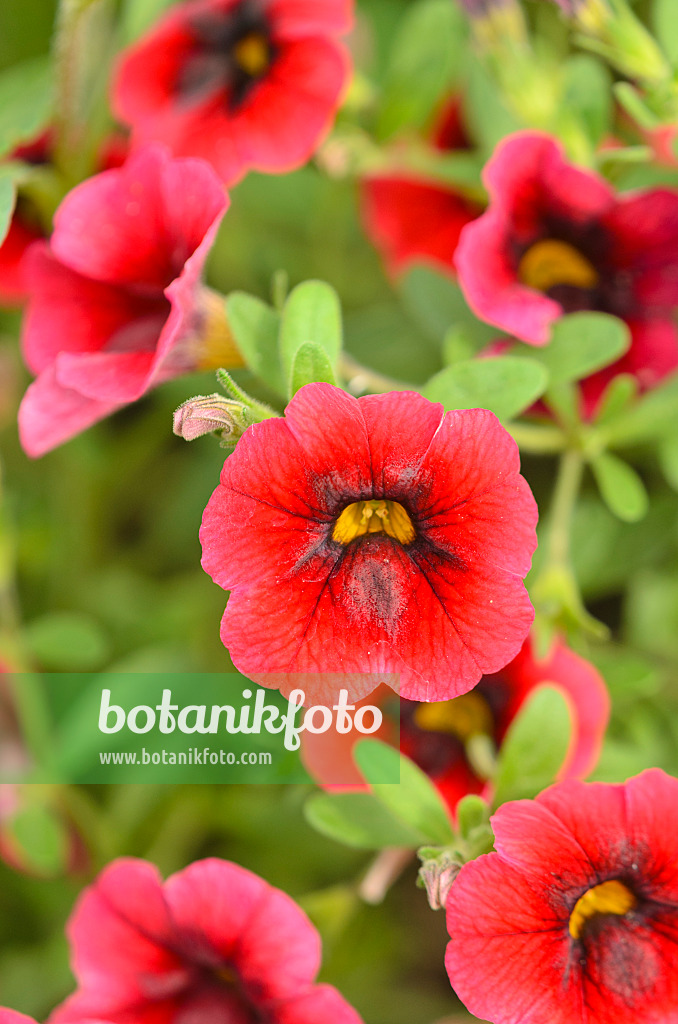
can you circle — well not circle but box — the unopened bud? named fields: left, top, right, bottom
left=418, top=851, right=463, bottom=911
left=173, top=394, right=252, bottom=446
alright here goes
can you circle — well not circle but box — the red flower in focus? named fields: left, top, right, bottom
left=200, top=383, right=537, bottom=703
left=50, top=857, right=364, bottom=1024
left=446, top=769, right=678, bottom=1024
left=112, top=0, right=352, bottom=186
left=18, top=145, right=233, bottom=458
left=361, top=97, right=482, bottom=277
left=301, top=636, right=609, bottom=802
left=456, top=132, right=678, bottom=407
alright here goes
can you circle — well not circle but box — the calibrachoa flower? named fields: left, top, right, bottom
left=112, top=0, right=353, bottom=186
left=0, top=135, right=52, bottom=306
left=50, top=857, right=364, bottom=1024
left=300, top=636, right=609, bottom=801
left=446, top=769, right=678, bottom=1024
left=361, top=97, right=482, bottom=277
left=456, top=132, right=678, bottom=406
left=200, top=383, right=537, bottom=703
left=0, top=133, right=129, bottom=307
left=18, top=145, right=235, bottom=458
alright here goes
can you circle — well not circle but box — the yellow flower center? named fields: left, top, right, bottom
left=413, top=692, right=494, bottom=743
left=332, top=500, right=415, bottom=546
left=233, top=32, right=271, bottom=77
left=569, top=879, right=636, bottom=940
left=518, top=239, right=599, bottom=294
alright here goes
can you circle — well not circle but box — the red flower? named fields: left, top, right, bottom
left=446, top=769, right=678, bottom=1024
left=0, top=135, right=53, bottom=306
left=200, top=383, right=537, bottom=703
left=0, top=217, right=44, bottom=307
left=112, top=0, right=352, bottom=186
left=455, top=132, right=678, bottom=406
left=301, top=636, right=609, bottom=801
left=50, top=857, right=364, bottom=1024
left=18, top=145, right=232, bottom=458
left=361, top=97, right=482, bottom=277
left=0, top=133, right=129, bottom=308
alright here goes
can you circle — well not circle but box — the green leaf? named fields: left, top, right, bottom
left=376, top=0, right=466, bottom=139
left=24, top=612, right=110, bottom=671
left=515, top=312, right=630, bottom=385
left=401, top=266, right=497, bottom=347
left=119, top=0, right=175, bottom=42
left=593, top=373, right=638, bottom=425
left=601, top=376, right=678, bottom=446
left=225, top=292, right=284, bottom=395
left=658, top=433, right=678, bottom=491
left=590, top=452, right=649, bottom=523
left=0, top=176, right=16, bottom=247
left=561, top=55, right=612, bottom=146
left=279, top=280, right=342, bottom=396
left=0, top=57, right=53, bottom=159
left=652, top=0, right=678, bottom=65
left=493, top=685, right=573, bottom=806
left=464, top=52, right=522, bottom=152
left=304, top=792, right=426, bottom=850
left=289, top=341, right=336, bottom=396
left=354, top=740, right=454, bottom=845
left=455, top=794, right=491, bottom=841
left=423, top=357, right=548, bottom=421
left=6, top=803, right=70, bottom=877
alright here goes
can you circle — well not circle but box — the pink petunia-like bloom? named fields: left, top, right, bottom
left=112, top=0, right=353, bottom=186
left=446, top=769, right=678, bottom=1024
left=18, top=145, right=235, bottom=458
left=301, top=635, right=609, bottom=801
left=50, top=857, right=364, bottom=1024
left=200, top=383, right=537, bottom=704
left=456, top=132, right=678, bottom=407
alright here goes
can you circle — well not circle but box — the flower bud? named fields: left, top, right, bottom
left=418, top=850, right=463, bottom=911
left=173, top=394, right=253, bottom=446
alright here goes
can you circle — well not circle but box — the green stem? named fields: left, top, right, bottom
left=337, top=354, right=411, bottom=395
left=52, top=0, right=105, bottom=181
left=507, top=422, right=566, bottom=454
left=548, top=448, right=584, bottom=567
left=0, top=456, right=53, bottom=766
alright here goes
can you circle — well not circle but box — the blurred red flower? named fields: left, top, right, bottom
left=1, top=1014, right=54, bottom=1024
left=0, top=136, right=53, bottom=306
left=446, top=769, right=678, bottom=1024
left=0, top=134, right=129, bottom=308
left=50, top=857, right=364, bottom=1024
left=112, top=0, right=352, bottom=185
left=301, top=636, right=609, bottom=802
left=200, top=383, right=537, bottom=703
left=361, top=97, right=482, bottom=277
left=18, top=145, right=233, bottom=458
left=456, top=131, right=678, bottom=407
